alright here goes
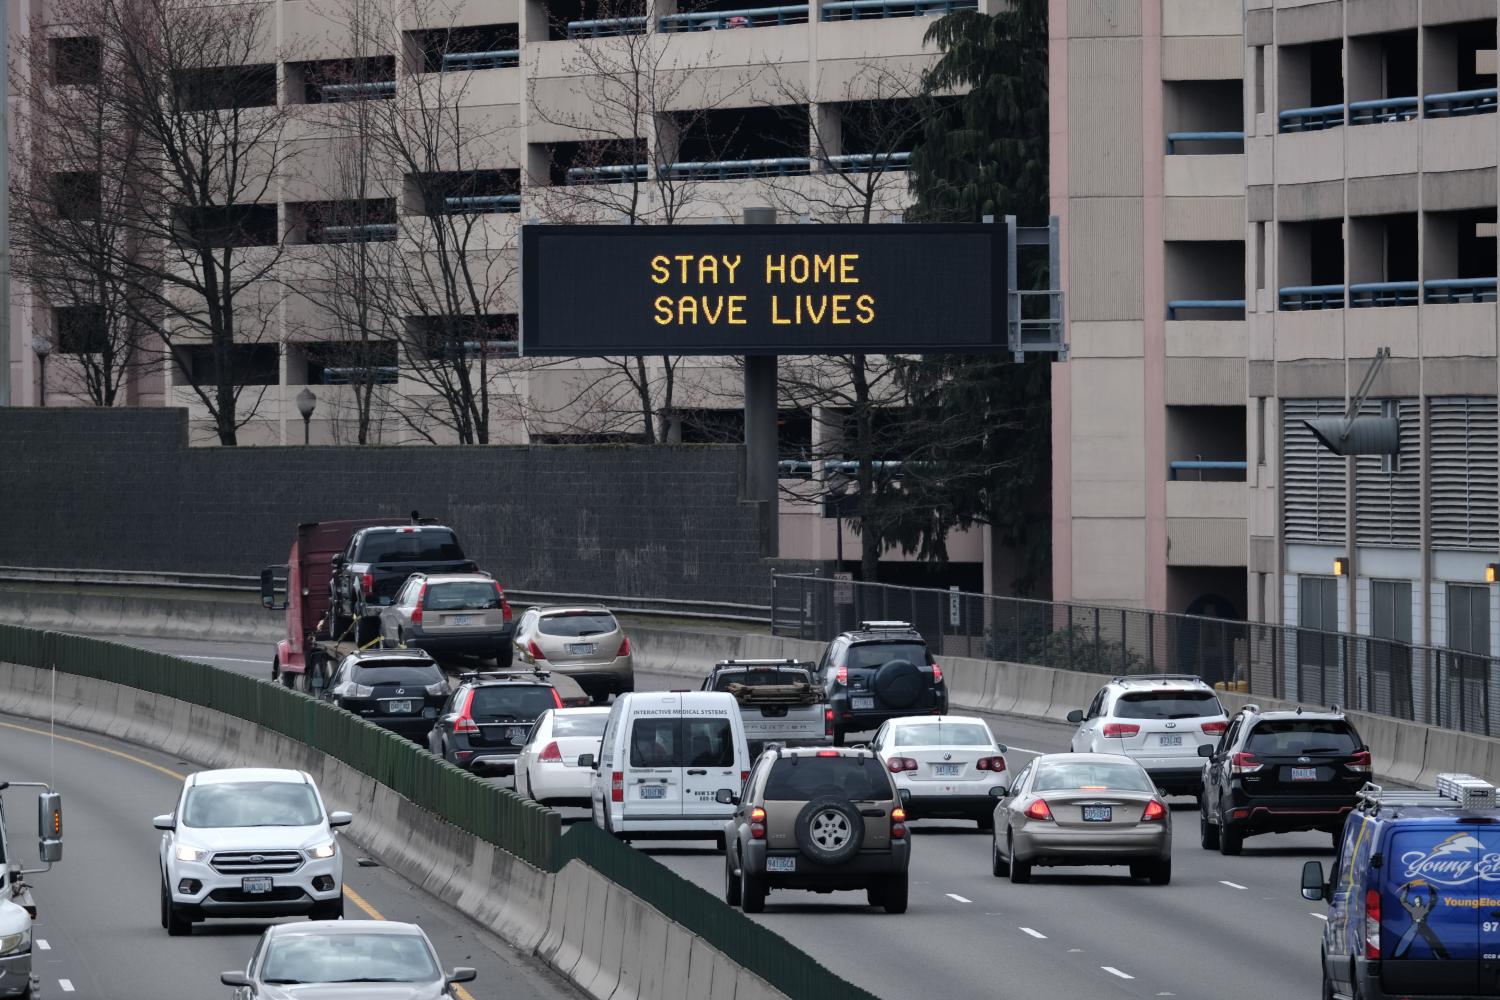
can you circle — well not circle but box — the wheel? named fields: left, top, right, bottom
left=161, top=877, right=191, bottom=936
left=354, top=615, right=377, bottom=646
left=831, top=725, right=846, bottom=747
left=1331, top=828, right=1343, bottom=849
left=1008, top=838, right=1032, bottom=884
left=1129, top=861, right=1151, bottom=880
left=1218, top=814, right=1243, bottom=856
left=714, top=832, right=727, bottom=851
left=976, top=812, right=995, bottom=832
left=311, top=892, right=345, bottom=920
left=1148, top=857, right=1172, bottom=885
left=725, top=853, right=742, bottom=906
left=881, top=875, right=908, bottom=914
left=866, top=880, right=887, bottom=907
left=741, top=868, right=766, bottom=913
left=280, top=668, right=298, bottom=690
left=794, top=797, right=864, bottom=866
left=1199, top=806, right=1220, bottom=850
left=495, top=643, right=515, bottom=669
left=991, top=835, right=1010, bottom=878
left=1321, top=962, right=1335, bottom=1000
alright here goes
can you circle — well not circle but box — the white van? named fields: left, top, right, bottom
left=586, top=691, right=750, bottom=843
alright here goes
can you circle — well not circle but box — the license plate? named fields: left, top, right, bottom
left=568, top=643, right=596, bottom=655
left=766, top=856, right=796, bottom=873
left=387, top=699, right=413, bottom=714
left=1291, top=767, right=1318, bottom=781
left=242, top=876, right=273, bottom=894
left=1082, top=805, right=1112, bottom=823
left=453, top=615, right=472, bottom=626
left=851, top=696, right=875, bottom=710
left=934, top=763, right=962, bottom=776
left=640, top=785, right=665, bottom=800
left=1158, top=734, right=1183, bottom=747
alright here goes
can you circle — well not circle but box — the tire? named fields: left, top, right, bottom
left=495, top=643, right=514, bottom=669
left=1200, top=806, right=1220, bottom=850
left=866, top=881, right=887, bottom=907
left=161, top=877, right=191, bottom=936
left=311, top=892, right=345, bottom=920
left=794, top=798, right=865, bottom=866
left=1008, top=838, right=1032, bottom=884
left=831, top=725, right=846, bottom=747
left=871, top=659, right=923, bottom=709
left=1129, top=861, right=1151, bottom=880
left=354, top=615, right=377, bottom=646
left=741, top=868, right=766, bottom=913
left=714, top=832, right=727, bottom=852
left=1219, top=815, right=1244, bottom=856
left=1148, top=857, right=1172, bottom=885
left=1321, top=961, right=1335, bottom=1000
left=991, top=836, right=1010, bottom=878
left=976, top=812, right=995, bottom=833
left=882, top=875, right=909, bottom=914
left=280, top=668, right=298, bottom=690
left=725, top=853, right=742, bottom=907
left=1331, top=828, right=1343, bottom=849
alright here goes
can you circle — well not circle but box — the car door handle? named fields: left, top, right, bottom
left=686, top=769, right=708, bottom=775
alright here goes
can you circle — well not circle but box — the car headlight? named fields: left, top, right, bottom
left=306, top=841, right=337, bottom=860
left=174, top=845, right=209, bottom=863
left=0, top=929, right=30, bottom=956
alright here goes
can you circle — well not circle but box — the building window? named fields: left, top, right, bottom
left=1256, top=397, right=1266, bottom=466
left=51, top=172, right=101, bottom=221
left=1254, top=46, right=1266, bottom=116
left=54, top=305, right=107, bottom=354
left=1371, top=580, right=1412, bottom=642
left=51, top=36, right=101, bottom=86
left=1429, top=397, right=1500, bottom=551
left=1448, top=583, right=1491, bottom=655
left=173, top=343, right=280, bottom=387
left=1255, top=222, right=1266, bottom=291
left=1300, top=575, right=1338, bottom=631
left=174, top=205, right=278, bottom=248
left=172, top=64, right=277, bottom=111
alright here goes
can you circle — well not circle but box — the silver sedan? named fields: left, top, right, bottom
left=990, top=752, right=1172, bottom=885
left=221, top=920, right=475, bottom=999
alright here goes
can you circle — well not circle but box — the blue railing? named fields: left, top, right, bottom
left=1279, top=284, right=1345, bottom=310
left=1278, top=103, right=1344, bottom=133
left=1166, top=299, right=1246, bottom=319
left=565, top=15, right=648, bottom=37
left=1424, top=277, right=1499, bottom=304
left=1169, top=460, right=1248, bottom=481
left=662, top=157, right=811, bottom=180
left=1164, top=131, right=1244, bottom=154
left=1347, top=96, right=1419, bottom=125
left=1349, top=280, right=1419, bottom=308
left=823, top=151, right=911, bottom=172
left=822, top=0, right=976, bottom=20
left=565, top=164, right=649, bottom=185
left=319, top=80, right=397, bottom=102
left=443, top=195, right=520, bottom=214
left=1423, top=87, right=1498, bottom=118
left=441, top=50, right=519, bottom=71
left=316, top=223, right=398, bottom=243
left=659, top=5, right=808, bottom=30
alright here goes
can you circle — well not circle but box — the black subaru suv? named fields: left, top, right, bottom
left=427, top=670, right=563, bottom=776
left=815, top=621, right=948, bottom=743
left=1198, top=705, right=1370, bottom=855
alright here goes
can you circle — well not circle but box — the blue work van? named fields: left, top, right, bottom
left=1302, top=773, right=1500, bottom=999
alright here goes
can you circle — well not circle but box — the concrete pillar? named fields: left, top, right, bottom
left=743, top=206, right=778, bottom=556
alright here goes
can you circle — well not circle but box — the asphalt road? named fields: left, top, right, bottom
left=87, top=632, right=1333, bottom=1000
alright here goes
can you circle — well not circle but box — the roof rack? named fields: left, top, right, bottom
left=1359, top=773, right=1499, bottom=812
left=858, top=620, right=914, bottom=631
left=458, top=668, right=552, bottom=682
left=1111, top=673, right=1204, bottom=685
left=715, top=658, right=813, bottom=669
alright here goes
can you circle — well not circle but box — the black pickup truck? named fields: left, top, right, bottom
left=330, top=522, right=477, bottom=644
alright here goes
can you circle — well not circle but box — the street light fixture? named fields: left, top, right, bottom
left=30, top=337, right=52, bottom=408
left=296, top=387, right=317, bottom=445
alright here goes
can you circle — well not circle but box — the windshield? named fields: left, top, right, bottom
left=713, top=668, right=809, bottom=690
left=470, top=685, right=558, bottom=720
left=426, top=582, right=499, bottom=610
left=1246, top=720, right=1361, bottom=755
left=1113, top=690, right=1222, bottom=720
left=1033, top=761, right=1154, bottom=793
left=261, top=931, right=439, bottom=984
left=846, top=642, right=928, bottom=670
left=765, top=757, right=892, bottom=801
left=358, top=530, right=463, bottom=564
left=352, top=664, right=442, bottom=686
left=891, top=722, right=991, bottom=747
left=539, top=613, right=618, bottom=638
left=182, top=781, right=322, bottom=829
left=552, top=713, right=608, bottom=737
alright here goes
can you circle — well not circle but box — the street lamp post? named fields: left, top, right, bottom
left=296, top=387, right=317, bottom=445
left=30, top=338, right=52, bottom=407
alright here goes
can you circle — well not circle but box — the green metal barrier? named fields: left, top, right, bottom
left=0, top=624, right=879, bottom=1000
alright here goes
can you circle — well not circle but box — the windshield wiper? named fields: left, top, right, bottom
left=327, top=978, right=408, bottom=983
left=264, top=979, right=304, bottom=985
left=1297, top=746, right=1344, bottom=754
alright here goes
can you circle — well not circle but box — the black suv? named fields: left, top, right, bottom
left=427, top=670, right=563, bottom=776
left=322, top=648, right=450, bottom=742
left=1198, top=705, right=1370, bottom=855
left=331, top=521, right=477, bottom=645
left=816, top=621, right=948, bottom=743
left=720, top=746, right=910, bottom=914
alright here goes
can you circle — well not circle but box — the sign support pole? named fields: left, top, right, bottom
left=742, top=206, right=779, bottom=557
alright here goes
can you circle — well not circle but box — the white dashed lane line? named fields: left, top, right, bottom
left=58, top=980, right=75, bottom=993
left=1311, top=913, right=1329, bottom=921
left=1019, top=927, right=1048, bottom=939
left=946, top=893, right=972, bottom=904
left=1219, top=880, right=1248, bottom=890
left=1004, top=745, right=1046, bottom=756
left=35, top=940, right=49, bottom=950
left=1101, top=967, right=1135, bottom=980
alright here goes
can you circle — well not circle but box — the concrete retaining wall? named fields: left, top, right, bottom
left=0, top=660, right=788, bottom=1000
left=0, top=585, right=282, bottom=643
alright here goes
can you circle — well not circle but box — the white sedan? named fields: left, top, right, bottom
left=514, top=707, right=611, bottom=809
left=867, top=715, right=1010, bottom=829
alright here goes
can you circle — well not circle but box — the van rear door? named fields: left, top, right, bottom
left=1382, top=823, right=1483, bottom=996
left=623, top=694, right=685, bottom=823
left=678, top=707, right=742, bottom=821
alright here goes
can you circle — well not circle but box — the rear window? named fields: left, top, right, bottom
left=470, top=684, right=558, bottom=720
left=846, top=642, right=928, bottom=670
left=1033, top=761, right=1155, bottom=793
left=352, top=663, right=442, bottom=686
left=358, top=529, right=464, bottom=563
left=426, top=582, right=499, bottom=610
left=713, top=668, right=809, bottom=690
left=764, top=756, right=893, bottom=801
left=539, top=613, right=618, bottom=638
left=1113, top=690, right=1222, bottom=720
left=628, top=717, right=735, bottom=768
left=891, top=722, right=991, bottom=747
left=553, top=714, right=608, bottom=737
left=1246, top=720, right=1361, bottom=755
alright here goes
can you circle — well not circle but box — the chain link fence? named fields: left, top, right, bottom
left=771, top=574, right=1499, bottom=738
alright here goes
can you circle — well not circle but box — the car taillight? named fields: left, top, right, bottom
left=494, top=583, right=511, bottom=622
left=1365, top=888, right=1381, bottom=959
left=360, top=572, right=374, bottom=595
left=1102, top=723, right=1140, bottom=738
left=617, top=635, right=631, bottom=657
left=750, top=806, right=766, bottom=840
left=1024, top=800, right=1053, bottom=821
left=1201, top=720, right=1228, bottom=735
left=539, top=741, right=561, bottom=762
left=817, top=750, right=840, bottom=758
left=741, top=770, right=749, bottom=784
left=1142, top=799, right=1166, bottom=822
left=931, top=662, right=943, bottom=684
left=453, top=691, right=479, bottom=735
left=1230, top=751, right=1263, bottom=775
left=411, top=583, right=428, bottom=624
left=976, top=756, right=1007, bottom=772
left=551, top=688, right=563, bottom=708
left=824, top=708, right=834, bottom=737
left=891, top=807, right=907, bottom=839
left=528, top=640, right=546, bottom=661
left=1347, top=750, right=1372, bottom=774
left=887, top=756, right=917, bottom=773
left=611, top=772, right=624, bottom=803
left=835, top=666, right=847, bottom=685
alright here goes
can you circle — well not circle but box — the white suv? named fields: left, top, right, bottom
left=1064, top=674, right=1228, bottom=797
left=154, top=768, right=351, bottom=936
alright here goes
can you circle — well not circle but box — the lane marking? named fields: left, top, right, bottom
left=946, top=893, right=972, bottom=904
left=58, top=980, right=74, bottom=993
left=1004, top=745, right=1046, bottom=756
left=193, top=655, right=268, bottom=665
left=36, top=939, right=49, bottom=950
left=1311, top=913, right=1328, bottom=921
left=1101, top=967, right=1134, bottom=980
left=1019, top=927, right=1047, bottom=939
left=1219, top=880, right=1248, bottom=890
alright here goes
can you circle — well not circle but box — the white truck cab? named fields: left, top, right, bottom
left=0, top=782, right=64, bottom=1000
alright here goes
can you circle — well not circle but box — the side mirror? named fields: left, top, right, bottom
left=152, top=813, right=175, bottom=831
left=1066, top=710, right=1085, bottom=724
left=1197, top=743, right=1215, bottom=758
left=221, top=971, right=253, bottom=987
left=995, top=743, right=1009, bottom=753
left=992, top=786, right=1009, bottom=799
left=1301, top=860, right=1328, bottom=902
left=715, top=789, right=738, bottom=805
left=577, top=753, right=596, bottom=770
left=38, top=793, right=62, bottom=862
left=328, top=811, right=353, bottom=828
left=331, top=554, right=346, bottom=568
left=447, top=968, right=478, bottom=986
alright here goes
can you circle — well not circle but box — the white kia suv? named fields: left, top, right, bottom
left=155, top=767, right=351, bottom=936
left=1064, top=674, right=1228, bottom=797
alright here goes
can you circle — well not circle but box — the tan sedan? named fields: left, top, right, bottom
left=512, top=606, right=633, bottom=702
left=991, top=752, right=1172, bottom=885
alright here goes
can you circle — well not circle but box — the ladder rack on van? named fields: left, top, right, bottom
left=1358, top=773, right=1498, bottom=812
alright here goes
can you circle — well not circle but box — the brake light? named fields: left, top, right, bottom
left=1230, top=751, right=1263, bottom=775
left=1024, top=799, right=1053, bottom=821
left=750, top=806, right=766, bottom=840
left=1365, top=887, right=1381, bottom=959
left=493, top=583, right=511, bottom=622
left=817, top=750, right=840, bottom=758
left=453, top=690, right=479, bottom=735
left=824, top=708, right=834, bottom=738
left=1142, top=799, right=1166, bottom=822
left=539, top=741, right=561, bottom=762
left=976, top=756, right=1007, bottom=772
left=360, top=571, right=374, bottom=596
left=611, top=772, right=624, bottom=803
left=617, top=635, right=631, bottom=658
left=1201, top=720, right=1228, bottom=735
left=1347, top=750, right=1372, bottom=774
left=741, top=770, right=749, bottom=784
left=551, top=688, right=563, bottom=708
left=891, top=806, right=907, bottom=839
left=887, top=756, right=917, bottom=773
left=931, top=662, right=943, bottom=684
left=410, top=583, right=428, bottom=624
left=528, top=640, right=546, bottom=661
left=1102, top=723, right=1140, bottom=738
left=835, top=666, right=847, bottom=685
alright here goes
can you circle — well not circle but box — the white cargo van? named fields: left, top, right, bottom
left=584, top=691, right=750, bottom=844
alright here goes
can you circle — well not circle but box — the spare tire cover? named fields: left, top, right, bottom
left=794, top=797, right=865, bottom=866
left=873, top=658, right=923, bottom=708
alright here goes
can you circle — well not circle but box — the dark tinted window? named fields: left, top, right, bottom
left=628, top=718, right=735, bottom=767
left=352, top=663, right=442, bottom=686
left=1113, top=690, right=1222, bottom=720
left=846, top=642, right=928, bottom=670
left=538, top=613, right=617, bottom=638
left=764, top=757, right=892, bottom=801
left=470, top=685, right=557, bottom=720
left=426, top=582, right=499, bottom=610
left=1245, top=720, right=1360, bottom=755
left=552, top=713, right=608, bottom=737
left=712, top=668, right=809, bottom=690
left=358, top=529, right=464, bottom=563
